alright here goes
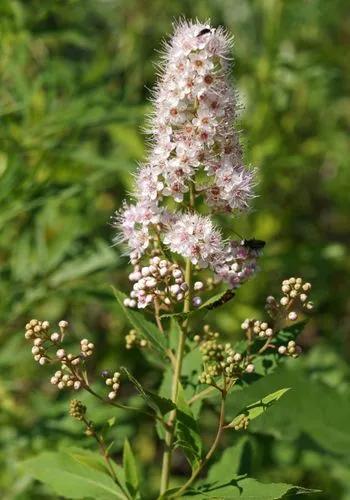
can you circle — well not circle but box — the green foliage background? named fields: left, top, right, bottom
left=0, top=0, right=349, bottom=498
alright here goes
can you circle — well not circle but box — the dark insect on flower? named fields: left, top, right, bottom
left=205, top=289, right=235, bottom=310
left=242, top=239, right=266, bottom=252
left=197, top=28, right=211, bottom=37
left=101, top=370, right=110, bottom=378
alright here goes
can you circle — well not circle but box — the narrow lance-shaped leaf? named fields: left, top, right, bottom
left=123, top=439, right=139, bottom=498
left=121, top=366, right=175, bottom=416
left=225, top=388, right=290, bottom=429
left=174, top=385, right=203, bottom=470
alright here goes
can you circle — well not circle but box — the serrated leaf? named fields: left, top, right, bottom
left=225, top=388, right=290, bottom=428
left=199, top=289, right=235, bottom=310
left=121, top=367, right=175, bottom=416
left=21, top=450, right=126, bottom=499
left=181, top=481, right=317, bottom=498
left=275, top=320, right=307, bottom=343
left=180, top=438, right=318, bottom=498
left=160, top=289, right=234, bottom=321
left=113, top=287, right=167, bottom=355
left=123, top=439, right=139, bottom=498
left=225, top=364, right=350, bottom=456
left=175, top=385, right=202, bottom=469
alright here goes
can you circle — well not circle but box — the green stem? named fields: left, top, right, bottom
left=159, top=258, right=192, bottom=496
left=83, top=417, right=129, bottom=498
left=84, top=385, right=167, bottom=427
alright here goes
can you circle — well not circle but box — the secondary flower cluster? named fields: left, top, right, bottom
left=24, top=319, right=122, bottom=401
left=264, top=277, right=313, bottom=319
left=123, top=254, right=208, bottom=310
left=194, top=325, right=254, bottom=385
left=125, top=329, right=149, bottom=349
left=195, top=277, right=313, bottom=387
left=104, top=371, right=121, bottom=401
left=113, top=20, right=259, bottom=302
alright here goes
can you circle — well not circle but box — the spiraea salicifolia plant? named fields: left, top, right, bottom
left=24, top=20, right=315, bottom=499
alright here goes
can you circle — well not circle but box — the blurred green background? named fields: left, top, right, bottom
left=1, top=0, right=349, bottom=498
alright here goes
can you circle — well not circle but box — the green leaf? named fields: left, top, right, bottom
left=242, top=322, right=308, bottom=380
left=275, top=320, right=307, bottom=343
left=174, top=385, right=203, bottom=469
left=199, top=289, right=235, bottom=311
left=225, top=363, right=350, bottom=456
left=113, top=287, right=167, bottom=355
left=21, top=449, right=126, bottom=499
left=123, top=439, right=139, bottom=498
left=182, top=438, right=318, bottom=498
left=225, top=388, right=290, bottom=429
left=121, top=366, right=175, bottom=416
left=181, top=481, right=316, bottom=498
left=206, top=437, right=252, bottom=482
left=160, top=289, right=235, bottom=321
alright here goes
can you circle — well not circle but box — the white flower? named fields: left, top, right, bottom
left=163, top=213, right=224, bottom=267
left=134, top=165, right=163, bottom=201
left=113, top=19, right=259, bottom=290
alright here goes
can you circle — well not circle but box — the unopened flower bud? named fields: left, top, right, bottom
left=56, top=349, right=66, bottom=359
left=192, top=296, right=202, bottom=307
left=194, top=281, right=204, bottom=291
left=69, top=399, right=86, bottom=420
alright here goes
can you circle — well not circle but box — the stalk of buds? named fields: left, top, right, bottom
left=24, top=319, right=122, bottom=401
left=194, top=276, right=313, bottom=389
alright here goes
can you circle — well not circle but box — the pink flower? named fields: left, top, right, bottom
left=213, top=241, right=259, bottom=288
left=112, top=201, right=160, bottom=260
left=163, top=213, right=224, bottom=267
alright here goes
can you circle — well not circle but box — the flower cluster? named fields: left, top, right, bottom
left=104, top=371, right=121, bottom=401
left=125, top=329, right=149, bottom=350
left=113, top=20, right=259, bottom=303
left=123, top=255, right=205, bottom=309
left=195, top=277, right=313, bottom=387
left=241, top=319, right=274, bottom=339
left=149, top=20, right=254, bottom=208
left=265, top=277, right=313, bottom=320
left=69, top=399, right=87, bottom=421
left=24, top=319, right=125, bottom=402
left=232, top=414, right=250, bottom=431
left=194, top=325, right=253, bottom=385
left=24, top=319, right=91, bottom=392
left=51, top=369, right=82, bottom=390
left=278, top=340, right=302, bottom=358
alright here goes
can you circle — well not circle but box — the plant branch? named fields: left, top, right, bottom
left=82, top=416, right=129, bottom=498
left=159, top=256, right=192, bottom=495
left=83, top=384, right=167, bottom=427
left=160, top=184, right=195, bottom=495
